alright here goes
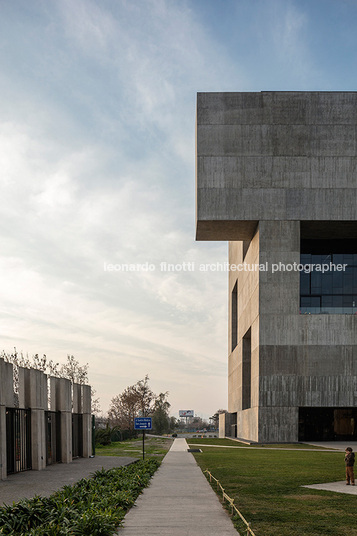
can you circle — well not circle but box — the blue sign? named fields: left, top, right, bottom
left=134, top=417, right=152, bottom=430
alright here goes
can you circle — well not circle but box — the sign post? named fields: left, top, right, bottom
left=134, top=417, right=152, bottom=460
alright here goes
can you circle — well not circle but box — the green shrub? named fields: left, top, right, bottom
left=95, top=428, right=112, bottom=446
left=0, top=459, right=160, bottom=536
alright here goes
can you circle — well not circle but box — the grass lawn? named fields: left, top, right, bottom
left=191, top=443, right=356, bottom=536
left=188, top=438, right=331, bottom=449
left=95, top=436, right=173, bottom=461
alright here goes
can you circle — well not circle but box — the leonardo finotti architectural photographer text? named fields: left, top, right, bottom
left=103, top=261, right=348, bottom=273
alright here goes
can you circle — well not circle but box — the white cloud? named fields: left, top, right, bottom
left=0, top=0, right=250, bottom=418
left=259, top=0, right=318, bottom=85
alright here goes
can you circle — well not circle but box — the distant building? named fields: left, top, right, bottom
left=196, top=92, right=357, bottom=442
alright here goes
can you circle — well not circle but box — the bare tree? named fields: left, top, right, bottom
left=58, top=354, right=89, bottom=384
left=1, top=349, right=100, bottom=414
left=133, top=375, right=155, bottom=417
left=108, top=375, right=156, bottom=435
left=108, top=387, right=140, bottom=433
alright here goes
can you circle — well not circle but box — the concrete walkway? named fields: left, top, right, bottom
left=188, top=443, right=341, bottom=452
left=117, top=438, right=238, bottom=536
left=303, top=481, right=357, bottom=495
left=0, top=456, right=136, bottom=505
left=305, top=441, right=357, bottom=451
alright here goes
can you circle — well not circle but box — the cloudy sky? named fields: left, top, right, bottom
left=1, top=0, right=357, bottom=419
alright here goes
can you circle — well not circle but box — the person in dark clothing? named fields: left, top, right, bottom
left=345, top=447, right=355, bottom=485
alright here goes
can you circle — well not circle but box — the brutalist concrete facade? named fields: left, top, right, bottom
left=196, top=92, right=357, bottom=443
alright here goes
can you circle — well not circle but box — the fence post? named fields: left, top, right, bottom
left=204, top=469, right=256, bottom=536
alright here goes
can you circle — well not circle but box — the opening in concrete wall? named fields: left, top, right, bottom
left=6, top=408, right=32, bottom=475
left=231, top=281, right=238, bottom=352
left=45, top=411, right=62, bottom=465
left=299, top=407, right=357, bottom=441
left=230, top=412, right=237, bottom=438
left=300, top=222, right=357, bottom=314
left=242, top=328, right=251, bottom=410
left=72, top=413, right=83, bottom=458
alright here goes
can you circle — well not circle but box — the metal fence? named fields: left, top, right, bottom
left=6, top=408, right=32, bottom=475
left=45, top=411, right=62, bottom=465
left=204, top=469, right=257, bottom=536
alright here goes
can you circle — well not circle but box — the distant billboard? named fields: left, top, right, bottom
left=179, top=410, right=194, bottom=417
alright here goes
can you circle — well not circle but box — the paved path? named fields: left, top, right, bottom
left=305, top=441, right=357, bottom=451
left=0, top=456, right=136, bottom=505
left=303, top=481, right=357, bottom=495
left=187, top=443, right=341, bottom=452
left=117, top=438, right=238, bottom=536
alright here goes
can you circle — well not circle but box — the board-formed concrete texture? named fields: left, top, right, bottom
left=196, top=92, right=357, bottom=443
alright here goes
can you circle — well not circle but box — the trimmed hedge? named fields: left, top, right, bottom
left=0, top=459, right=160, bottom=535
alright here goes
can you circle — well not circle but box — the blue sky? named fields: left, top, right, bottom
left=1, top=0, right=357, bottom=419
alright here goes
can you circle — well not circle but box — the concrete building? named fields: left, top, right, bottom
left=196, top=91, right=357, bottom=443
left=0, top=357, right=92, bottom=479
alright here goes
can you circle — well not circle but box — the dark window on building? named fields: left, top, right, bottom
left=242, top=328, right=251, bottom=410
left=299, top=407, right=357, bottom=441
left=300, top=239, right=357, bottom=314
left=231, top=281, right=238, bottom=352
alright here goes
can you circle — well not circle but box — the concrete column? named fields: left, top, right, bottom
left=19, top=368, right=47, bottom=471
left=51, top=378, right=72, bottom=463
left=218, top=413, right=226, bottom=438
left=72, top=383, right=82, bottom=413
left=0, top=359, right=14, bottom=480
left=61, top=409, right=72, bottom=463
left=81, top=385, right=92, bottom=457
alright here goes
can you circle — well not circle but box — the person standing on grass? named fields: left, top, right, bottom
left=345, top=447, right=355, bottom=485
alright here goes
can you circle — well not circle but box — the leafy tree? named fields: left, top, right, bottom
left=210, top=409, right=227, bottom=428
left=169, top=416, right=179, bottom=432
left=152, top=392, right=170, bottom=435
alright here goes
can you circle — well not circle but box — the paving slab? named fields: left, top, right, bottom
left=117, top=438, right=239, bottom=536
left=0, top=456, right=136, bottom=505
left=303, top=481, right=357, bottom=495
left=305, top=441, right=357, bottom=451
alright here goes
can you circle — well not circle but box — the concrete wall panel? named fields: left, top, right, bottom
left=196, top=91, right=357, bottom=241
left=237, top=407, right=259, bottom=442
left=0, top=359, right=14, bottom=407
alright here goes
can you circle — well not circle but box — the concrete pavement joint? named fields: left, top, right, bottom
left=117, top=438, right=239, bottom=535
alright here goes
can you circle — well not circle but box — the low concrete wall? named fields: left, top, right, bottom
left=0, top=358, right=92, bottom=480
